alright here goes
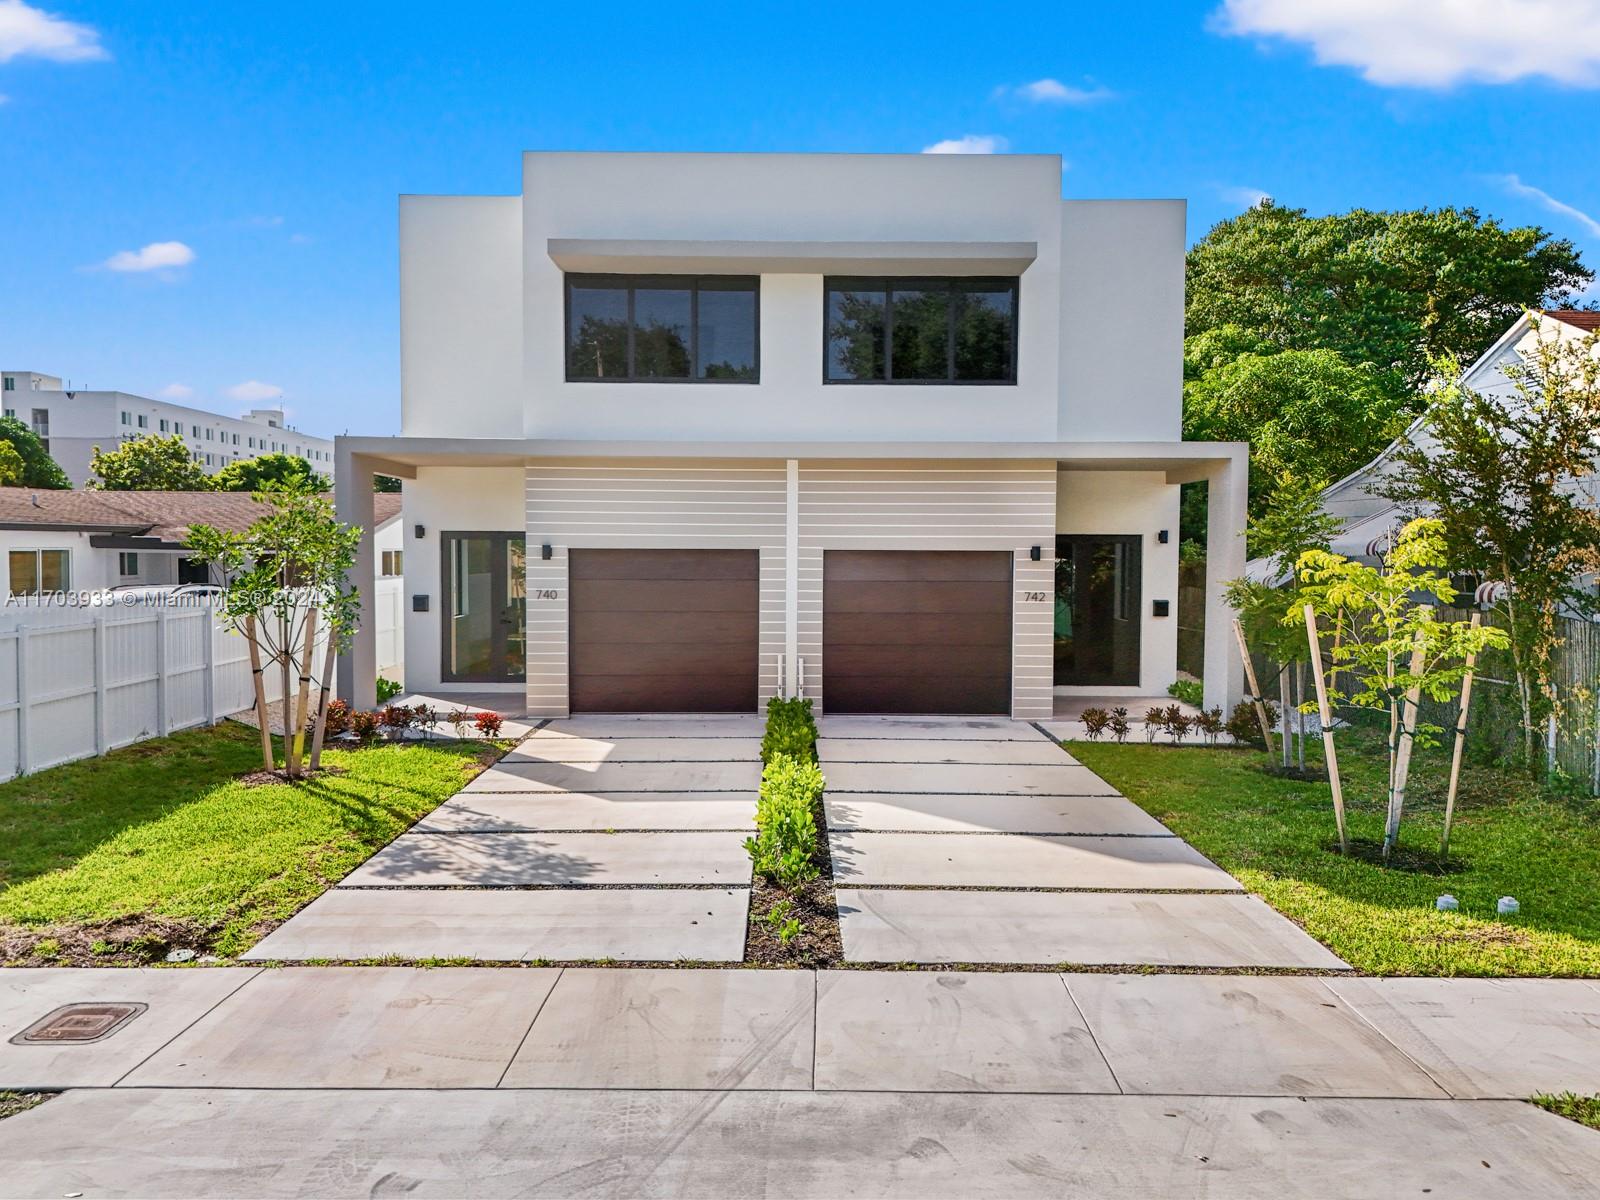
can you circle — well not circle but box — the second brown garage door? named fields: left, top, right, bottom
left=569, top=549, right=758, bottom=713
left=823, top=550, right=1012, bottom=714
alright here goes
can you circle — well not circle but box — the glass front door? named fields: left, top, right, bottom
left=442, top=533, right=526, bottom=682
left=1054, top=535, right=1141, bottom=687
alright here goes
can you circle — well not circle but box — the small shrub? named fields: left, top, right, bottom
left=1167, top=678, right=1204, bottom=708
left=1109, top=707, right=1131, bottom=743
left=762, top=696, right=818, bottom=764
left=376, top=676, right=403, bottom=703
left=349, top=709, right=381, bottom=742
left=412, top=703, right=439, bottom=739
left=323, top=698, right=351, bottom=737
left=763, top=898, right=806, bottom=945
left=379, top=704, right=416, bottom=732
left=745, top=752, right=823, bottom=888
left=447, top=709, right=473, bottom=739
left=1224, top=700, right=1280, bottom=749
left=1165, top=709, right=1192, bottom=744
left=1196, top=706, right=1225, bottom=746
left=473, top=710, right=504, bottom=737
left=1080, top=707, right=1110, bottom=740
left=1142, top=706, right=1166, bottom=742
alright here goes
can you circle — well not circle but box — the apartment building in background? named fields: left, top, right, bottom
left=0, top=370, right=335, bottom=486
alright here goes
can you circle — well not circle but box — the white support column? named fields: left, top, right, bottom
left=784, top=458, right=799, bottom=699
left=335, top=440, right=381, bottom=712
left=1202, top=450, right=1249, bottom=713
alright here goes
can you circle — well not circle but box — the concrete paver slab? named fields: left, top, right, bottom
left=824, top=761, right=1119, bottom=796
left=1325, top=977, right=1600, bottom=1099
left=0, top=968, right=258, bottom=1089
left=835, top=888, right=1349, bottom=968
left=503, top=968, right=812, bottom=1090
left=463, top=759, right=760, bottom=793
left=415, top=791, right=755, bottom=832
left=241, top=887, right=749, bottom=962
left=818, top=738, right=1077, bottom=765
left=504, top=737, right=760, bottom=764
left=823, top=792, right=1172, bottom=835
left=814, top=970, right=1117, bottom=1093
left=538, top=715, right=764, bottom=739
left=830, top=831, right=1240, bottom=889
left=1067, top=974, right=1445, bottom=1097
left=338, top=831, right=751, bottom=887
left=817, top=715, right=1050, bottom=740
left=123, top=967, right=558, bottom=1089
left=6, top=1088, right=1599, bottom=1198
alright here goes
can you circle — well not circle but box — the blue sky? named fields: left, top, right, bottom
left=3, top=0, right=1598, bottom=438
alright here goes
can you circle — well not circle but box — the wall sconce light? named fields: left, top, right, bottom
left=1029, top=545, right=1042, bottom=561
left=1157, top=529, right=1170, bottom=544
left=413, top=523, right=426, bottom=539
left=541, top=544, right=553, bottom=560
left=1152, top=599, right=1170, bottom=618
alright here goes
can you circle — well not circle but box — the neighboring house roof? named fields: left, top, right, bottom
left=1546, top=309, right=1600, bottom=333
left=0, top=489, right=402, bottom=547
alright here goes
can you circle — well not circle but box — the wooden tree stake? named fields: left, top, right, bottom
left=1441, top=611, right=1481, bottom=861
left=244, top=615, right=274, bottom=773
left=1232, top=617, right=1277, bottom=754
left=1303, top=603, right=1347, bottom=853
left=289, top=606, right=319, bottom=777
left=1387, top=620, right=1429, bottom=860
left=309, top=633, right=339, bottom=773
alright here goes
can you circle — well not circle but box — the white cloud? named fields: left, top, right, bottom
left=287, top=232, right=313, bottom=245
left=1004, top=78, right=1115, bottom=105
left=0, top=0, right=107, bottom=64
left=1212, top=0, right=1600, bottom=88
left=922, top=134, right=1009, bottom=155
left=1218, top=184, right=1273, bottom=209
left=226, top=380, right=283, bottom=403
left=1490, top=173, right=1600, bottom=239
left=158, top=383, right=194, bottom=400
left=103, top=241, right=195, bottom=273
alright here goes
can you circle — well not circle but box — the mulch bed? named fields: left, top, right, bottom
left=0, top=915, right=216, bottom=967
left=0, top=1091, right=55, bottom=1121
left=236, top=764, right=349, bottom=787
left=745, top=877, right=841, bottom=967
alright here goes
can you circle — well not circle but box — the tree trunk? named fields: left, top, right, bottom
left=289, top=607, right=319, bottom=777
left=1294, top=660, right=1306, bottom=772
left=309, top=632, right=338, bottom=773
left=1233, top=618, right=1276, bottom=754
left=1386, top=624, right=1428, bottom=860
left=1278, top=667, right=1291, bottom=769
left=244, top=615, right=274, bottom=773
left=279, top=611, right=295, bottom=777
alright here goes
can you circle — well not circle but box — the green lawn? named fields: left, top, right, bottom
left=0, top=722, right=502, bottom=962
left=1071, top=727, right=1600, bottom=976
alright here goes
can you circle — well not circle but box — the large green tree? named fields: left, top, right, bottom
left=0, top=417, right=70, bottom=489
left=1187, top=202, right=1591, bottom=393
left=211, top=452, right=330, bottom=493
left=89, top=434, right=212, bottom=491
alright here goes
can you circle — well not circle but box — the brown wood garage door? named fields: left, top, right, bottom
left=823, top=550, right=1012, bottom=714
left=569, top=549, right=758, bottom=713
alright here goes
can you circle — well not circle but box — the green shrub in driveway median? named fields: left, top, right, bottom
left=745, top=752, right=823, bottom=888
left=761, top=696, right=818, bottom=764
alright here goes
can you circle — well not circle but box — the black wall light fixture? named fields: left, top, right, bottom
left=541, top=544, right=553, bottom=560
left=1157, top=529, right=1170, bottom=544
left=414, top=524, right=426, bottom=539
left=1029, top=546, right=1042, bottom=561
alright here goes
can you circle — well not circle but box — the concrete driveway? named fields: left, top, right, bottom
left=821, top=715, right=1345, bottom=969
left=244, top=716, right=764, bottom=963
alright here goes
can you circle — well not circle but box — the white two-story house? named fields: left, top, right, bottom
left=336, top=152, right=1246, bottom=719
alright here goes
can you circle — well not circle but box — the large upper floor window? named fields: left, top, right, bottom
left=566, top=275, right=758, bottom=383
left=825, top=277, right=1018, bottom=384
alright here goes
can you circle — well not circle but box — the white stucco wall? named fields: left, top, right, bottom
left=399, top=467, right=525, bottom=693
left=1055, top=469, right=1180, bottom=695
left=399, top=195, right=524, bottom=439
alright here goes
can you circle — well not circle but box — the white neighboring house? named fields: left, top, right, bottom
left=1309, top=310, right=1600, bottom=570
left=0, top=489, right=404, bottom=678
left=0, top=370, right=335, bottom=487
left=336, top=151, right=1249, bottom=718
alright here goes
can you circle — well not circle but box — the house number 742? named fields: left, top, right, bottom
left=1022, top=591, right=1049, bottom=602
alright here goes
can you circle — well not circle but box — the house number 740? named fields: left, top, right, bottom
left=1022, top=591, right=1049, bottom=602
left=532, top=589, right=559, bottom=600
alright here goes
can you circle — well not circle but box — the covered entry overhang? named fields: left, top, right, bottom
left=335, top=437, right=1246, bottom=716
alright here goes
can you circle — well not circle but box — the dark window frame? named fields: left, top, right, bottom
left=823, top=276, right=1020, bottom=386
left=564, top=273, right=760, bottom=384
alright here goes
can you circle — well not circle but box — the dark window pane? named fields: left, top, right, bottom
left=890, top=287, right=952, bottom=380
left=954, top=286, right=1015, bottom=381
left=568, top=285, right=629, bottom=378
left=827, top=288, right=886, bottom=380
left=633, top=286, right=692, bottom=378
left=697, top=283, right=757, bottom=380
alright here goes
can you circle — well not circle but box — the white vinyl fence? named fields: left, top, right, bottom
left=0, top=597, right=331, bottom=779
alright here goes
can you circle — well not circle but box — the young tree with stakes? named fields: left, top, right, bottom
left=187, top=484, right=362, bottom=778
